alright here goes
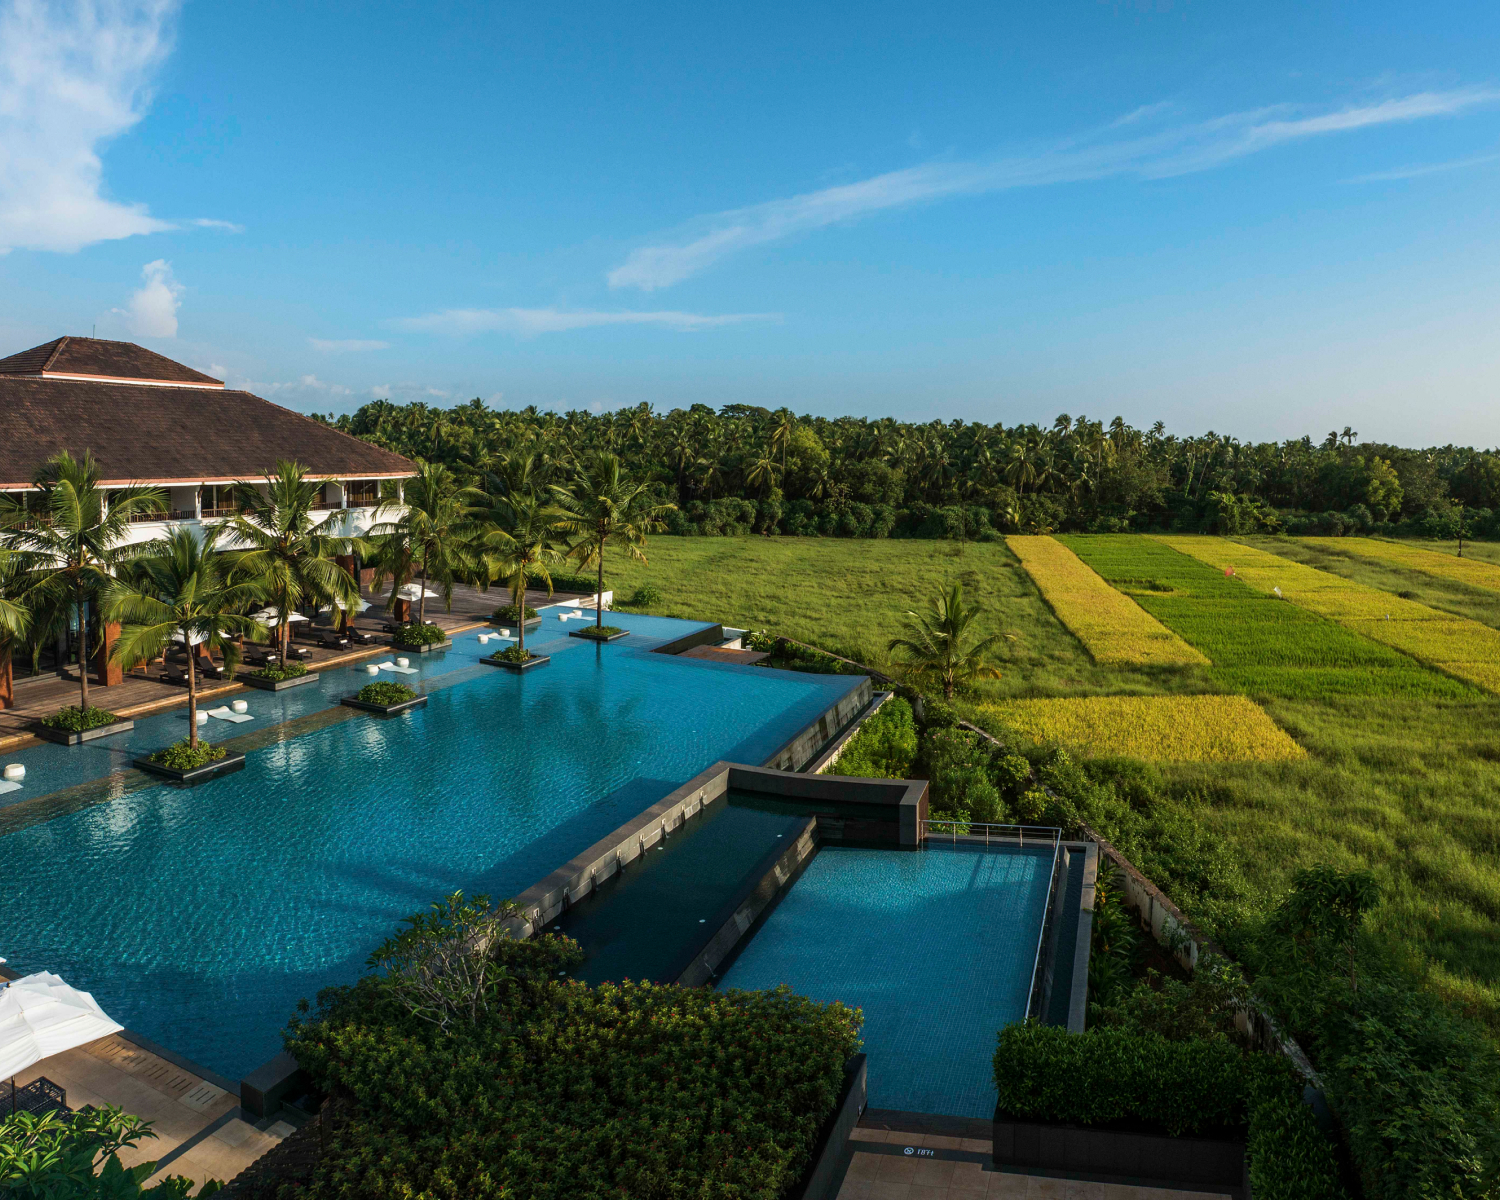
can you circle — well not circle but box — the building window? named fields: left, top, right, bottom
left=201, top=484, right=239, bottom=518
left=345, top=480, right=380, bottom=507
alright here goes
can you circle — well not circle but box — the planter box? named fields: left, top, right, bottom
left=340, top=693, right=428, bottom=717
left=568, top=628, right=630, bottom=644
left=34, top=718, right=134, bottom=745
left=392, top=639, right=452, bottom=655
left=238, top=671, right=319, bottom=692
left=489, top=617, right=541, bottom=632
left=133, top=752, right=247, bottom=784
left=993, top=1114, right=1248, bottom=1199
left=785, top=1054, right=867, bottom=1200
left=481, top=652, right=550, bottom=673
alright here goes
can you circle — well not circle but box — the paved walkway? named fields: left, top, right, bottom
left=837, top=1128, right=1231, bottom=1200
left=13, top=1035, right=288, bottom=1195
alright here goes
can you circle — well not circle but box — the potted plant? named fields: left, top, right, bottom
left=135, top=737, right=244, bottom=783
left=392, top=622, right=451, bottom=654
left=482, top=642, right=549, bottom=672
left=238, top=659, right=319, bottom=691
left=341, top=680, right=428, bottom=716
left=568, top=624, right=629, bottom=644
left=489, top=602, right=541, bottom=632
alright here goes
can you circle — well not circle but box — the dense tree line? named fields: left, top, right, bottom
left=317, top=400, right=1500, bottom=540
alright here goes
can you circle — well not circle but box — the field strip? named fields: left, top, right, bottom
left=977, top=694, right=1306, bottom=763
left=1156, top=536, right=1500, bottom=694
left=1007, top=535, right=1208, bottom=666
left=1302, top=536, right=1500, bottom=593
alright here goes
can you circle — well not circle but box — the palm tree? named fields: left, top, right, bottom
left=106, top=527, right=267, bottom=750
left=886, top=583, right=1005, bottom=701
left=0, top=550, right=36, bottom=708
left=366, top=460, right=482, bottom=625
left=554, top=453, right=674, bottom=631
left=473, top=488, right=571, bottom=657
left=0, top=451, right=164, bottom=713
left=222, top=460, right=360, bottom=662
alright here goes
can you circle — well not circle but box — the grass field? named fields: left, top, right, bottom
left=976, top=694, right=1307, bottom=762
left=1303, top=536, right=1500, bottom=593
left=613, top=534, right=1500, bottom=1031
left=1006, top=535, right=1208, bottom=666
left=1159, top=535, right=1500, bottom=695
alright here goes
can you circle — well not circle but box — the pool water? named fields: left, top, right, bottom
left=0, top=608, right=861, bottom=1078
left=717, top=843, right=1054, bottom=1118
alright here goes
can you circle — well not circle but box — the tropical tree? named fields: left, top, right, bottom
left=555, top=453, right=674, bottom=630
left=886, top=582, right=1005, bottom=700
left=222, top=461, right=360, bottom=662
left=0, top=451, right=164, bottom=713
left=0, top=550, right=36, bottom=707
left=366, top=460, right=482, bottom=625
left=106, top=527, right=267, bottom=750
left=473, top=488, right=571, bottom=656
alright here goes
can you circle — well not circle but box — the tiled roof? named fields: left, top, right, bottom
left=0, top=378, right=414, bottom=488
left=0, top=337, right=224, bottom=386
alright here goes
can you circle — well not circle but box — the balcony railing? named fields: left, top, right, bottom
left=201, top=507, right=241, bottom=519
left=128, top=509, right=198, bottom=523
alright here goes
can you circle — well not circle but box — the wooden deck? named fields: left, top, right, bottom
left=0, top=583, right=585, bottom=752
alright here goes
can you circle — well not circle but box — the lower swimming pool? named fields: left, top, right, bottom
left=0, top=608, right=862, bottom=1078
left=717, top=843, right=1054, bottom=1119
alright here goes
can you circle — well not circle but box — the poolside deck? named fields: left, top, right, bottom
left=0, top=583, right=584, bottom=752
left=11, top=1035, right=288, bottom=1195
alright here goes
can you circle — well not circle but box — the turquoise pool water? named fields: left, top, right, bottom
left=718, top=843, right=1054, bottom=1119
left=0, top=608, right=860, bottom=1078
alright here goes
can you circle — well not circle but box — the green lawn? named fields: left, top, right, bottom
left=615, top=534, right=1500, bottom=1031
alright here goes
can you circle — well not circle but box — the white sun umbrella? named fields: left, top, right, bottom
left=395, top=584, right=439, bottom=601
left=250, top=608, right=308, bottom=628
left=170, top=630, right=209, bottom=645
left=0, top=972, right=123, bottom=1082
left=332, top=597, right=371, bottom=613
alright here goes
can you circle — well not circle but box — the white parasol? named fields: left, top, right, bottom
left=0, top=972, right=123, bottom=1081
left=250, top=609, right=308, bottom=628
left=395, top=584, right=439, bottom=601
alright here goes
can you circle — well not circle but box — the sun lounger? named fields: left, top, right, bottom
left=204, top=706, right=254, bottom=724
left=373, top=660, right=419, bottom=675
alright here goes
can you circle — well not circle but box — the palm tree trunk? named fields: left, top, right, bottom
left=515, top=569, right=526, bottom=656
left=596, top=531, right=605, bottom=630
left=77, top=593, right=89, bottom=712
left=187, top=647, right=198, bottom=751
left=419, top=561, right=429, bottom=625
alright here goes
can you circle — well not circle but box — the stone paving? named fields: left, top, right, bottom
left=836, top=1129, right=1231, bottom=1200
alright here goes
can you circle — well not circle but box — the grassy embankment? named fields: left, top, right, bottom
left=611, top=535, right=1500, bottom=1030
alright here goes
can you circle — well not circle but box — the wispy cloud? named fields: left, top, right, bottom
left=395, top=307, right=777, bottom=337
left=309, top=338, right=390, bottom=352
left=0, top=0, right=180, bottom=253
left=111, top=258, right=182, bottom=337
left=190, top=217, right=244, bottom=232
left=1344, top=150, right=1500, bottom=183
left=609, top=87, right=1500, bottom=290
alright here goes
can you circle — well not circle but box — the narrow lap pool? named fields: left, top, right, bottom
left=0, top=609, right=861, bottom=1078
left=717, top=843, right=1055, bottom=1119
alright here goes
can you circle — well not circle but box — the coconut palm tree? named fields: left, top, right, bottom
left=366, top=460, right=482, bottom=625
left=106, top=527, right=268, bottom=750
left=554, top=453, right=674, bottom=631
left=886, top=582, right=1005, bottom=701
left=222, top=461, right=360, bottom=663
left=473, top=487, right=571, bottom=657
left=0, top=451, right=164, bottom=713
left=0, top=549, right=37, bottom=708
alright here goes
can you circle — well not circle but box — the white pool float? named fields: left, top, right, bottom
left=3, top=764, right=23, bottom=781
left=231, top=699, right=249, bottom=714
left=396, top=657, right=410, bottom=668
left=365, top=663, right=380, bottom=675
left=195, top=710, right=208, bottom=725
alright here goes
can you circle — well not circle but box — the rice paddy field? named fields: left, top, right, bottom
left=1304, top=536, right=1500, bottom=593
left=612, top=535, right=1500, bottom=1031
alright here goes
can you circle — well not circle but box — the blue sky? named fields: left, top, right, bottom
left=2, top=1, right=1499, bottom=443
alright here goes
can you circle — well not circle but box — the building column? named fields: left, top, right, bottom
left=93, top=622, right=123, bottom=687
left=0, top=645, right=13, bottom=710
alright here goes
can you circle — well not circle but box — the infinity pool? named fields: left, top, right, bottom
left=718, top=843, right=1055, bottom=1118
left=0, top=608, right=861, bottom=1077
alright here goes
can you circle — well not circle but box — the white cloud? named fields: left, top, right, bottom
left=1344, top=150, right=1500, bottom=183
left=112, top=258, right=181, bottom=336
left=190, top=217, right=244, bottom=232
left=0, top=0, right=180, bottom=253
left=308, top=338, right=390, bottom=352
left=394, top=307, right=777, bottom=337
left=608, top=87, right=1500, bottom=289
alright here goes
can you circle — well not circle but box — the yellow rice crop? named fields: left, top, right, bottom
left=979, top=694, right=1306, bottom=763
left=1156, top=536, right=1500, bottom=694
left=1304, top=536, right=1500, bottom=594
left=1007, top=536, right=1208, bottom=666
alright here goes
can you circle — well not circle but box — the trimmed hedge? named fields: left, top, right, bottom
left=41, top=705, right=120, bottom=732
left=150, top=740, right=228, bottom=771
left=356, top=682, right=415, bottom=705
left=392, top=622, right=446, bottom=648
left=247, top=661, right=308, bottom=682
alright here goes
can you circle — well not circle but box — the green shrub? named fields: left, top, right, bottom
left=282, top=892, right=861, bottom=1199
left=357, top=682, right=416, bottom=705
left=491, top=604, right=539, bottom=622
left=247, top=660, right=308, bottom=682
left=149, top=740, right=227, bottom=771
left=393, top=622, right=446, bottom=648
left=493, top=645, right=536, bottom=664
left=622, top=583, right=662, bottom=608
left=572, top=625, right=625, bottom=640
left=833, top=697, right=918, bottom=779
left=925, top=727, right=1004, bottom=823
left=546, top=571, right=607, bottom=593
left=41, top=705, right=120, bottom=732
left=0, top=1105, right=220, bottom=1198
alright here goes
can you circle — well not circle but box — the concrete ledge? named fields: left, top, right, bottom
left=762, top=677, right=874, bottom=773
left=133, top=752, right=246, bottom=784
left=237, top=672, right=319, bottom=692
left=481, top=652, right=550, bottom=672
left=568, top=628, right=630, bottom=644
left=392, top=639, right=452, bottom=655
left=651, top=623, right=726, bottom=656
left=339, top=693, right=428, bottom=717
left=34, top=718, right=135, bottom=745
left=808, top=692, right=891, bottom=774
left=726, top=764, right=927, bottom=847
left=1067, top=842, right=1098, bottom=1033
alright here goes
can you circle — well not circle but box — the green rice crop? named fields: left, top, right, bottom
left=1059, top=535, right=1474, bottom=700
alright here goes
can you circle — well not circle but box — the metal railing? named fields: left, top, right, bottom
left=200, top=506, right=240, bottom=518
left=128, top=508, right=197, bottom=523
left=1024, top=840, right=1066, bottom=1021
left=917, top=820, right=1061, bottom=849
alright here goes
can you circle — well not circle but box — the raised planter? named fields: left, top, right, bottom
left=785, top=1054, right=867, bottom=1200
left=340, top=693, right=428, bottom=717
left=489, top=616, right=541, bottom=633
left=34, top=718, right=135, bottom=745
left=481, top=652, right=550, bottom=673
left=992, top=1114, right=1248, bottom=1199
left=133, top=752, right=247, bottom=784
left=568, top=628, right=629, bottom=644
left=238, top=671, right=320, bottom=692
left=392, top=639, right=452, bottom=656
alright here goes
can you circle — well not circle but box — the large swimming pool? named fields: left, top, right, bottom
left=0, top=608, right=861, bottom=1078
left=718, top=843, right=1054, bottom=1119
